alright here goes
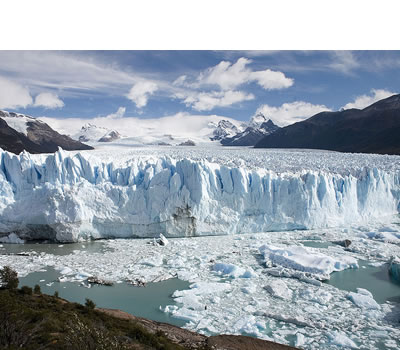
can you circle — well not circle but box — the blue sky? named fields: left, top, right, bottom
left=0, top=50, right=399, bottom=126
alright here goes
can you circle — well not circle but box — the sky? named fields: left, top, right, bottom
left=0, top=50, right=399, bottom=127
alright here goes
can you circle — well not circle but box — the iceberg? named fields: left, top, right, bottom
left=347, top=288, right=380, bottom=310
left=0, top=147, right=399, bottom=242
left=259, top=244, right=358, bottom=279
left=389, top=257, right=400, bottom=282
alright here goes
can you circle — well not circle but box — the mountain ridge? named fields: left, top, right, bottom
left=255, top=94, right=400, bottom=155
left=0, top=110, right=93, bottom=154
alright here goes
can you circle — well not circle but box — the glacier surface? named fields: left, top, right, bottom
left=0, top=146, right=399, bottom=242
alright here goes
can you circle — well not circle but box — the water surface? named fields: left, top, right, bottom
left=19, top=267, right=190, bottom=327
left=326, top=260, right=400, bottom=304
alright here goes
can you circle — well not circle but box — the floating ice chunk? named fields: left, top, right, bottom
left=241, top=282, right=257, bottom=294
left=356, top=288, right=373, bottom=298
left=232, top=315, right=263, bottom=337
left=0, top=233, right=25, bottom=244
left=157, top=233, right=169, bottom=246
left=365, top=231, right=400, bottom=243
left=295, top=333, right=306, bottom=347
left=259, top=244, right=358, bottom=276
left=347, top=290, right=380, bottom=310
left=172, top=281, right=231, bottom=313
left=328, top=331, right=359, bottom=348
left=300, top=288, right=333, bottom=305
left=389, top=257, right=400, bottom=282
left=74, top=271, right=92, bottom=281
left=213, top=262, right=256, bottom=278
left=59, top=267, right=73, bottom=275
left=264, top=279, right=292, bottom=300
left=139, top=255, right=163, bottom=267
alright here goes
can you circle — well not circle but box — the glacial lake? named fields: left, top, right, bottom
left=18, top=267, right=190, bottom=327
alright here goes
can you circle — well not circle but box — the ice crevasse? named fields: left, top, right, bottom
left=0, top=148, right=399, bottom=242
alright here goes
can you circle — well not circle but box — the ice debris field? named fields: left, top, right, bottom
left=1, top=146, right=400, bottom=349
left=0, top=146, right=399, bottom=242
left=1, top=223, right=400, bottom=350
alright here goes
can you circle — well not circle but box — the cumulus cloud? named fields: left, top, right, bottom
left=197, top=57, right=293, bottom=90
left=126, top=81, right=158, bottom=108
left=342, top=89, right=396, bottom=110
left=255, top=101, right=331, bottom=126
left=105, top=107, right=126, bottom=119
left=34, top=92, right=65, bottom=109
left=0, top=76, right=33, bottom=109
left=181, top=90, right=254, bottom=111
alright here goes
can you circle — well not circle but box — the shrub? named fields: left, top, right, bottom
left=54, top=291, right=59, bottom=298
left=33, top=284, right=41, bottom=294
left=0, top=266, right=19, bottom=290
left=20, top=286, right=33, bottom=295
left=85, top=298, right=96, bottom=310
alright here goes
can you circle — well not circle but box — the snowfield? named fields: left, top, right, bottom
left=0, top=146, right=399, bottom=242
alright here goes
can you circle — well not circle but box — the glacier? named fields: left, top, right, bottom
left=0, top=146, right=399, bottom=242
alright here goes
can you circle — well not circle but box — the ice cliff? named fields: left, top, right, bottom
left=0, top=148, right=399, bottom=242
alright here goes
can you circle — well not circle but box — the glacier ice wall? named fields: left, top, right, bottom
left=0, top=148, right=399, bottom=242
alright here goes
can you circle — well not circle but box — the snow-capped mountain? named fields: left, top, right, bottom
left=0, top=110, right=93, bottom=154
left=74, top=123, right=121, bottom=143
left=210, top=120, right=244, bottom=141
left=221, top=113, right=280, bottom=146
left=248, top=112, right=269, bottom=128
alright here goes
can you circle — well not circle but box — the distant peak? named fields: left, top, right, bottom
left=249, top=112, right=268, bottom=128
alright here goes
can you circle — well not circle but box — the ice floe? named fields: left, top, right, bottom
left=1, top=222, right=400, bottom=350
left=259, top=244, right=358, bottom=280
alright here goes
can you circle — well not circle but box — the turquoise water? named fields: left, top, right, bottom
left=19, top=267, right=190, bottom=327
left=301, top=240, right=333, bottom=249
left=326, top=260, right=400, bottom=304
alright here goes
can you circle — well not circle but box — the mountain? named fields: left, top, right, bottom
left=210, top=120, right=243, bottom=141
left=98, top=130, right=121, bottom=142
left=74, top=123, right=121, bottom=143
left=0, top=111, right=93, bottom=154
left=221, top=113, right=280, bottom=146
left=255, top=94, right=400, bottom=155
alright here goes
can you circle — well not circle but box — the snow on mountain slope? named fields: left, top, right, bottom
left=73, top=123, right=121, bottom=143
left=209, top=119, right=244, bottom=141
left=0, top=146, right=399, bottom=242
left=0, top=111, right=34, bottom=136
left=41, top=113, right=243, bottom=146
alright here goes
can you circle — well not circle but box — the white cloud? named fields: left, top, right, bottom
left=126, top=81, right=158, bottom=108
left=173, top=75, right=187, bottom=86
left=342, top=89, right=396, bottom=110
left=329, top=51, right=359, bottom=74
left=34, top=92, right=65, bottom=109
left=105, top=107, right=126, bottom=119
left=197, top=57, right=293, bottom=90
left=255, top=101, right=331, bottom=126
left=0, top=76, right=33, bottom=109
left=181, top=90, right=254, bottom=111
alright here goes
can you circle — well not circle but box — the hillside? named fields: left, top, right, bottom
left=0, top=111, right=93, bottom=154
left=0, top=286, right=296, bottom=350
left=255, top=94, right=400, bottom=155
